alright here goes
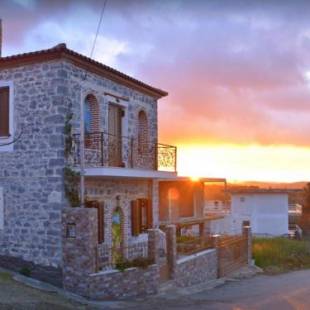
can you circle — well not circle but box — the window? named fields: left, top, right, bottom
left=131, top=198, right=152, bottom=236
left=0, top=87, right=9, bottom=137
left=84, top=94, right=99, bottom=134
left=84, top=94, right=100, bottom=149
left=138, top=110, right=148, bottom=154
left=84, top=100, right=92, bottom=134
left=0, top=82, right=14, bottom=152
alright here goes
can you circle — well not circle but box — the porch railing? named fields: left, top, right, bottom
left=72, top=132, right=177, bottom=172
left=176, top=235, right=213, bottom=256
left=97, top=241, right=149, bottom=271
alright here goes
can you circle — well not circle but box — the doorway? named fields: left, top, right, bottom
left=108, top=104, right=123, bottom=167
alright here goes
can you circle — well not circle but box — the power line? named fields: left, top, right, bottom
left=90, top=0, right=108, bottom=60
left=83, top=0, right=108, bottom=81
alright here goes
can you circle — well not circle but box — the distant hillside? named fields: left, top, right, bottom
left=233, top=181, right=308, bottom=190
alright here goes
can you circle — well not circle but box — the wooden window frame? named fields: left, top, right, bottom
left=131, top=198, right=153, bottom=236
left=0, top=81, right=14, bottom=152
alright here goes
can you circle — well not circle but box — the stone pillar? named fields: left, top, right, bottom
left=147, top=229, right=160, bottom=264
left=165, top=224, right=177, bottom=279
left=62, top=207, right=98, bottom=296
left=211, top=234, right=221, bottom=278
left=242, top=223, right=252, bottom=265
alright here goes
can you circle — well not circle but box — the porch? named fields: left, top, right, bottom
left=62, top=207, right=252, bottom=299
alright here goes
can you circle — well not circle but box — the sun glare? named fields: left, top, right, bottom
left=177, top=144, right=310, bottom=182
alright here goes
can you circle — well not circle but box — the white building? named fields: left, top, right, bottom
left=230, top=190, right=289, bottom=236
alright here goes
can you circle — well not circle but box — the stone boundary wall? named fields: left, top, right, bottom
left=87, top=264, right=159, bottom=300
left=175, top=249, right=218, bottom=287
left=62, top=209, right=252, bottom=299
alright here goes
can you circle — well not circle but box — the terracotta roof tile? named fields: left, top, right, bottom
left=0, top=43, right=168, bottom=98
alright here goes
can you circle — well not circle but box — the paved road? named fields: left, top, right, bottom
left=123, top=270, right=310, bottom=310
left=1, top=270, right=310, bottom=309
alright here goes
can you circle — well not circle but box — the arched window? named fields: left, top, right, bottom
left=84, top=94, right=100, bottom=149
left=84, top=94, right=99, bottom=134
left=138, top=110, right=148, bottom=153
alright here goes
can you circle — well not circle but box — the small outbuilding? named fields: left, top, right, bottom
left=230, top=189, right=289, bottom=236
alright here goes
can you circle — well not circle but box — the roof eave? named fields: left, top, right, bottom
left=0, top=46, right=168, bottom=99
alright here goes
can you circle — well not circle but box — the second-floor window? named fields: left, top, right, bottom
left=84, top=94, right=100, bottom=134
left=138, top=110, right=148, bottom=154
left=0, top=87, right=10, bottom=137
left=84, top=94, right=100, bottom=149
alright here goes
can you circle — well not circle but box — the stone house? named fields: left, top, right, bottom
left=0, top=32, right=252, bottom=298
left=0, top=39, right=177, bottom=285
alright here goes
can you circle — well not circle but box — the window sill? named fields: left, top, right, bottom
left=0, top=137, right=13, bottom=152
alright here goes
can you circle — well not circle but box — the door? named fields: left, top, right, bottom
left=108, top=104, right=123, bottom=166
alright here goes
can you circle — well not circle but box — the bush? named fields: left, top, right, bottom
left=19, top=267, right=32, bottom=277
left=253, top=237, right=310, bottom=273
left=115, top=257, right=154, bottom=272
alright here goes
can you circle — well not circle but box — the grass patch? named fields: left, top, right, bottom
left=253, top=237, right=310, bottom=274
left=0, top=272, right=12, bottom=282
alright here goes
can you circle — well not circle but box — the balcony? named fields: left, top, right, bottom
left=72, top=132, right=177, bottom=178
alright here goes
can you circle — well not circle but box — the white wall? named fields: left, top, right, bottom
left=231, top=193, right=289, bottom=236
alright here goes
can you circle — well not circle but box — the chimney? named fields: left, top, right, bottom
left=0, top=19, right=2, bottom=57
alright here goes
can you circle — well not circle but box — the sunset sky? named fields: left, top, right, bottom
left=2, top=0, right=310, bottom=182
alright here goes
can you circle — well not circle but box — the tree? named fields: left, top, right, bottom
left=303, top=183, right=310, bottom=214
left=299, top=183, right=310, bottom=235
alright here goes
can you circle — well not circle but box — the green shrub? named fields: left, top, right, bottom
left=177, top=235, right=198, bottom=243
left=253, top=237, right=310, bottom=273
left=19, top=267, right=32, bottom=277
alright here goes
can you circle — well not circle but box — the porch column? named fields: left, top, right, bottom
left=242, top=222, right=252, bottom=265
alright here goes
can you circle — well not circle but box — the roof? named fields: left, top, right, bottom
left=0, top=43, right=168, bottom=99
left=229, top=189, right=290, bottom=195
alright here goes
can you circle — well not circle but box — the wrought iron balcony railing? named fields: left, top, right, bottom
left=72, top=132, right=177, bottom=172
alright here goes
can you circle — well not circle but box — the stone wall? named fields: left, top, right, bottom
left=175, top=249, right=218, bottom=287
left=88, top=265, right=159, bottom=300
left=0, top=61, right=68, bottom=268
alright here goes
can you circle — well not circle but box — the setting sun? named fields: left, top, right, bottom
left=177, top=144, right=310, bottom=182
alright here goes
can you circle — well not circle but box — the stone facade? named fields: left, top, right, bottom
left=0, top=55, right=160, bottom=272
left=0, top=61, right=68, bottom=268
